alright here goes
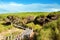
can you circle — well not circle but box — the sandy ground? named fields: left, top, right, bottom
left=0, top=28, right=23, bottom=40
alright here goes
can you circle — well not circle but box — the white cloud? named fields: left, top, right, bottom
left=51, top=8, right=60, bottom=11
left=0, top=2, right=60, bottom=13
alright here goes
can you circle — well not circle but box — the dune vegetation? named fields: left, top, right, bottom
left=0, top=11, right=60, bottom=40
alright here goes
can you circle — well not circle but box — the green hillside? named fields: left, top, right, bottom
left=0, top=11, right=60, bottom=40
left=0, top=12, right=49, bottom=32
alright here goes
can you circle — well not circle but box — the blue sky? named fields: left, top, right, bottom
left=0, top=0, right=60, bottom=13
left=1, top=0, right=60, bottom=4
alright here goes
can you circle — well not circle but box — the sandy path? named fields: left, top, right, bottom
left=0, top=28, right=23, bottom=40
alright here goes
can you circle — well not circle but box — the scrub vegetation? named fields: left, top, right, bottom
left=0, top=11, right=60, bottom=40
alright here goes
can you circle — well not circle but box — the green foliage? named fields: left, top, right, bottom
left=0, top=12, right=49, bottom=18
left=0, top=23, right=13, bottom=33
left=57, top=18, right=60, bottom=30
left=43, top=21, right=57, bottom=29
left=56, top=18, right=60, bottom=40
left=0, top=12, right=60, bottom=40
left=26, top=22, right=42, bottom=30
left=38, top=28, right=54, bottom=40
left=36, top=19, right=60, bottom=40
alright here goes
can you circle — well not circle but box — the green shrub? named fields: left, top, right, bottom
left=37, top=21, right=58, bottom=40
